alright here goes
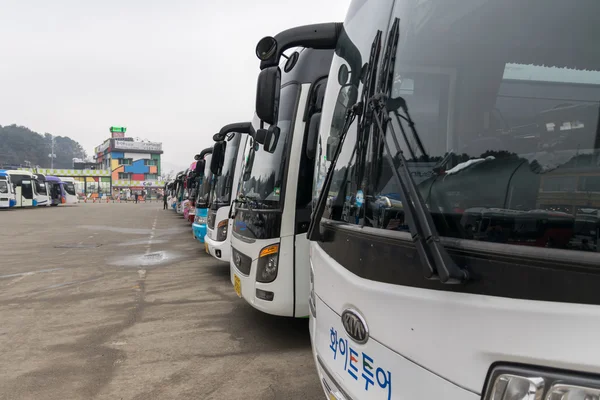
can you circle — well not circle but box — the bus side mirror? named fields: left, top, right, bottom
left=210, top=141, right=226, bottom=176
left=256, top=66, right=281, bottom=125
left=195, top=160, right=205, bottom=175
left=306, top=112, right=321, bottom=159
left=264, top=125, right=280, bottom=154
left=254, top=128, right=267, bottom=145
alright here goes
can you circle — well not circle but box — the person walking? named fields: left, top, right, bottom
left=134, top=191, right=138, bottom=204
left=163, top=192, right=168, bottom=210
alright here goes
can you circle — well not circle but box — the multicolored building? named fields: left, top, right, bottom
left=94, top=136, right=164, bottom=197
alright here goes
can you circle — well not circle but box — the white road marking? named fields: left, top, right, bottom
left=0, top=268, right=63, bottom=280
left=5, top=274, right=31, bottom=286
left=144, top=216, right=158, bottom=255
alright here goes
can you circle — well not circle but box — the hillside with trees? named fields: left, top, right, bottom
left=0, top=124, right=87, bottom=169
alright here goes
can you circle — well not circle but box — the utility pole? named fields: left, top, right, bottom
left=48, top=135, right=56, bottom=169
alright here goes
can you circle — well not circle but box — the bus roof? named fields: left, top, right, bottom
left=5, top=170, right=34, bottom=177
left=45, top=175, right=62, bottom=182
left=57, top=177, right=75, bottom=182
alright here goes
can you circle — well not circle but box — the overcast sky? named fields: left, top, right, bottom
left=0, top=0, right=350, bottom=173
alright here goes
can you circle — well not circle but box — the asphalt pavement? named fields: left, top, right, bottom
left=0, top=202, right=323, bottom=400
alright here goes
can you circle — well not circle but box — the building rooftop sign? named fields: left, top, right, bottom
left=112, top=140, right=162, bottom=152
left=110, top=126, right=127, bottom=139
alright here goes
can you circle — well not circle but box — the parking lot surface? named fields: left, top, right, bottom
left=0, top=202, right=322, bottom=400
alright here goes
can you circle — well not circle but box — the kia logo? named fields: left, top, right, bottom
left=341, top=308, right=369, bottom=344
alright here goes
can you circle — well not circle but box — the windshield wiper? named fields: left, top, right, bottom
left=230, top=194, right=264, bottom=217
left=228, top=195, right=262, bottom=238
left=309, top=18, right=467, bottom=284
left=369, top=17, right=467, bottom=284
left=371, top=94, right=467, bottom=283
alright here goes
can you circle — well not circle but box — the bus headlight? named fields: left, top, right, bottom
left=216, top=219, right=228, bottom=241
left=487, top=374, right=544, bottom=400
left=546, top=384, right=600, bottom=400
left=484, top=365, right=600, bottom=400
left=256, top=244, right=279, bottom=283
left=195, top=215, right=207, bottom=224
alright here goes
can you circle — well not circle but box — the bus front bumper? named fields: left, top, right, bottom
left=192, top=223, right=207, bottom=244
left=205, top=233, right=231, bottom=263
left=229, top=240, right=295, bottom=317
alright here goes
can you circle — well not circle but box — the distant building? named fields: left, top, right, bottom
left=93, top=136, right=163, bottom=196
left=73, top=158, right=101, bottom=170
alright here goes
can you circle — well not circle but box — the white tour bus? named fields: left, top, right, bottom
left=205, top=123, right=251, bottom=262
left=230, top=30, right=336, bottom=317
left=307, top=1, right=600, bottom=400
left=6, top=170, right=38, bottom=207
left=33, top=174, right=50, bottom=206
left=0, top=170, right=16, bottom=208
left=56, top=177, right=79, bottom=204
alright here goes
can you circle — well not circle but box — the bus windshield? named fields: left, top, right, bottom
left=63, top=183, right=76, bottom=196
left=197, top=154, right=212, bottom=207
left=34, top=180, right=46, bottom=194
left=8, top=174, right=29, bottom=186
left=212, top=133, right=242, bottom=208
left=239, top=83, right=299, bottom=209
left=324, top=0, right=600, bottom=252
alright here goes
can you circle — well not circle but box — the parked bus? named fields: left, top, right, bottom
left=0, top=170, right=16, bottom=208
left=230, top=36, right=334, bottom=317
left=183, top=163, right=198, bottom=223
left=57, top=177, right=78, bottom=204
left=6, top=170, right=38, bottom=207
left=164, top=180, right=175, bottom=209
left=33, top=174, right=50, bottom=206
left=460, top=207, right=574, bottom=248
left=171, top=172, right=184, bottom=211
left=173, top=171, right=187, bottom=214
left=205, top=123, right=251, bottom=262
left=307, top=2, right=600, bottom=399
left=192, top=148, right=213, bottom=246
left=45, top=175, right=65, bottom=206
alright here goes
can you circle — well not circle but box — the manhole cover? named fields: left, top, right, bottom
left=54, top=243, right=102, bottom=249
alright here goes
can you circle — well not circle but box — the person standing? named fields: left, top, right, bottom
left=163, top=191, right=168, bottom=210
left=134, top=191, right=138, bottom=204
